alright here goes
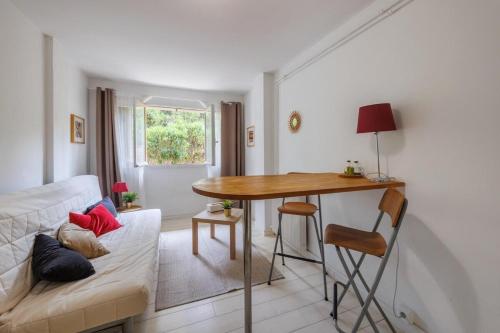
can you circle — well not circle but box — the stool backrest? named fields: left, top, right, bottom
left=378, top=189, right=406, bottom=228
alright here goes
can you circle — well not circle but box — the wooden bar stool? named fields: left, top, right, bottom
left=324, top=188, right=408, bottom=333
left=267, top=173, right=328, bottom=301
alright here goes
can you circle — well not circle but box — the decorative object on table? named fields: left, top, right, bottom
left=341, top=160, right=365, bottom=178
left=344, top=160, right=354, bottom=175
left=122, top=192, right=139, bottom=208
left=112, top=182, right=129, bottom=206
left=357, top=103, right=397, bottom=182
left=353, top=160, right=364, bottom=175
left=70, top=114, right=85, bottom=144
left=206, top=202, right=224, bottom=213
left=246, top=125, right=255, bottom=147
left=222, top=200, right=233, bottom=217
left=288, top=111, right=302, bottom=132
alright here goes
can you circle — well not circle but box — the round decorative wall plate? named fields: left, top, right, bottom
left=288, top=111, right=302, bottom=133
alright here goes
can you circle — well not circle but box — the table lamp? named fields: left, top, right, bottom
left=356, top=103, right=396, bottom=182
left=112, top=182, right=129, bottom=206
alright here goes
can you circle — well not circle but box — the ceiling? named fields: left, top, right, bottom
left=13, top=0, right=372, bottom=93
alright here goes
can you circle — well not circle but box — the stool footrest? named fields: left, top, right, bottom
left=274, top=252, right=323, bottom=264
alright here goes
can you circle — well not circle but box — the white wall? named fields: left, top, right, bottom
left=51, top=38, right=89, bottom=181
left=144, top=165, right=210, bottom=218
left=87, top=78, right=244, bottom=217
left=0, top=2, right=89, bottom=194
left=276, top=0, right=500, bottom=332
left=0, top=0, right=44, bottom=193
left=244, top=75, right=265, bottom=175
left=244, top=73, right=275, bottom=233
left=244, top=74, right=265, bottom=231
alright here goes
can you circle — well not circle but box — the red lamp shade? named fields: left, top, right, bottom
left=112, top=182, right=128, bottom=193
left=357, top=103, right=396, bottom=133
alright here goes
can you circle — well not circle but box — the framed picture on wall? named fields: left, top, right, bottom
left=70, top=114, right=85, bottom=144
left=247, top=125, right=255, bottom=147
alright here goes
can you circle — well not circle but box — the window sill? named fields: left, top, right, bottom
left=144, top=163, right=211, bottom=169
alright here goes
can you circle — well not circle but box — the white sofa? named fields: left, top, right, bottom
left=0, top=175, right=161, bottom=333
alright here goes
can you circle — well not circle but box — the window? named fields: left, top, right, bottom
left=133, top=97, right=214, bottom=167
left=137, top=106, right=213, bottom=166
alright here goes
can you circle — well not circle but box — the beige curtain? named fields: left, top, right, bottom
left=96, top=87, right=121, bottom=204
left=220, top=101, right=244, bottom=177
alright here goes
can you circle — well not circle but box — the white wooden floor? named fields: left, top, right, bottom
left=132, top=217, right=407, bottom=333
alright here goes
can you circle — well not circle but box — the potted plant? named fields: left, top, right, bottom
left=222, top=200, right=233, bottom=217
left=122, top=192, right=139, bottom=208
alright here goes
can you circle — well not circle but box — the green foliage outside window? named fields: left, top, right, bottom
left=146, top=108, right=206, bottom=165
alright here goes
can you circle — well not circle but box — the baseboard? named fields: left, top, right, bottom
left=162, top=212, right=199, bottom=220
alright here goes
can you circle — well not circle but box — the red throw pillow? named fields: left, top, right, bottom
left=69, top=204, right=122, bottom=237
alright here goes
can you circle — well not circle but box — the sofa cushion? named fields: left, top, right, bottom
left=0, top=209, right=161, bottom=333
left=69, top=204, right=122, bottom=237
left=57, top=223, right=109, bottom=259
left=0, top=175, right=102, bottom=315
left=32, top=234, right=95, bottom=282
left=84, top=196, right=118, bottom=217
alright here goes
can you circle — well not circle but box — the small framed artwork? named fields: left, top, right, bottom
left=70, top=114, right=85, bottom=144
left=247, top=125, right=255, bottom=147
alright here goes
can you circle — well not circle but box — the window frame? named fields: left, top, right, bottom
left=133, top=100, right=148, bottom=167
left=141, top=105, right=212, bottom=167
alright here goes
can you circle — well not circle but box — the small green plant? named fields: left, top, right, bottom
left=122, top=192, right=139, bottom=203
left=222, top=200, right=233, bottom=209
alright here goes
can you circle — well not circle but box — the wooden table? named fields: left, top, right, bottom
left=192, top=209, right=243, bottom=260
left=192, top=172, right=405, bottom=333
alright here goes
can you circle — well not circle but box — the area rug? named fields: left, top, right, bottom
left=155, top=224, right=284, bottom=311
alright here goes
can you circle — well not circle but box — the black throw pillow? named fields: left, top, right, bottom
left=84, top=196, right=118, bottom=217
left=32, top=234, right=95, bottom=282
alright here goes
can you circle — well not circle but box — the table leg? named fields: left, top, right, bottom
left=243, top=200, right=252, bottom=333
left=192, top=220, right=198, bottom=255
left=230, top=223, right=236, bottom=260
left=210, top=223, right=215, bottom=239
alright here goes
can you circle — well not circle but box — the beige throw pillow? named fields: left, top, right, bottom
left=57, top=223, right=110, bottom=259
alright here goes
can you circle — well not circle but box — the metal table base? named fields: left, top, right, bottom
left=243, top=200, right=252, bottom=333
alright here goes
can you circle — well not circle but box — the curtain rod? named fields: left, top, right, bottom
left=275, top=0, right=414, bottom=85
